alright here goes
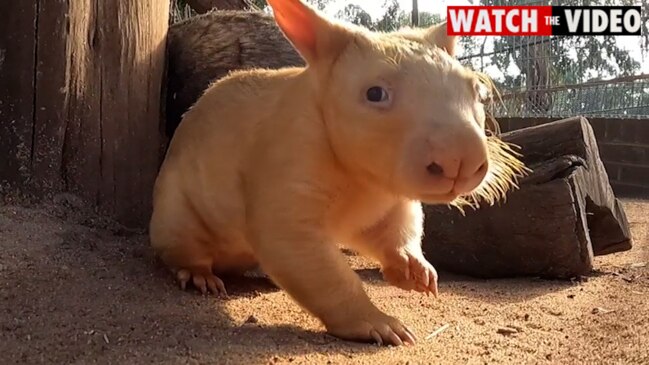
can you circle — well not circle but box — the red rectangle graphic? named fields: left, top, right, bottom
left=447, top=6, right=553, bottom=36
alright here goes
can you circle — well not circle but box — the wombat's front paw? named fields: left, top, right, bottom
left=381, top=249, right=438, bottom=297
left=326, top=311, right=417, bottom=346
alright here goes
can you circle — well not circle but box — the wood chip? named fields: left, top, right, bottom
left=497, top=327, right=519, bottom=335
left=103, top=333, right=110, bottom=344
left=592, top=307, right=615, bottom=314
left=425, top=323, right=450, bottom=340
left=244, top=315, right=259, bottom=324
left=631, top=262, right=647, bottom=268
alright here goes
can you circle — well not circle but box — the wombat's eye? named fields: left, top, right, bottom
left=366, top=86, right=389, bottom=103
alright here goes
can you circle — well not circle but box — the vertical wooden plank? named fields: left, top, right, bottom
left=97, top=0, right=169, bottom=226
left=112, top=0, right=144, bottom=225
left=134, top=0, right=170, bottom=225
left=637, top=118, right=649, bottom=145
left=96, top=0, right=120, bottom=217
left=32, top=0, right=69, bottom=193
left=63, top=0, right=102, bottom=205
left=0, top=1, right=37, bottom=191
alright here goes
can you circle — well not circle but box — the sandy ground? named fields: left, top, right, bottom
left=0, top=198, right=647, bottom=365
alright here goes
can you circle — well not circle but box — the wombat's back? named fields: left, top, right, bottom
left=166, top=10, right=305, bottom=137
left=153, top=66, right=305, bottom=255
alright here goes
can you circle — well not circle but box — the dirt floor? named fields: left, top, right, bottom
left=1, top=197, right=647, bottom=365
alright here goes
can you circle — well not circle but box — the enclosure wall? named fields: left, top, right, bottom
left=500, top=117, right=649, bottom=197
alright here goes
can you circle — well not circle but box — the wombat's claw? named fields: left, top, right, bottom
left=328, top=312, right=417, bottom=346
left=382, top=250, right=439, bottom=298
left=176, top=269, right=227, bottom=297
left=369, top=325, right=414, bottom=346
left=410, top=258, right=438, bottom=298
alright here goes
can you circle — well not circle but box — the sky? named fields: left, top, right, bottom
left=323, top=0, right=471, bottom=20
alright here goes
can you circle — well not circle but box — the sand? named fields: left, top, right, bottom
left=1, top=198, right=647, bottom=365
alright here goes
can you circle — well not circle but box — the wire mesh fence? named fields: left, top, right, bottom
left=170, top=0, right=196, bottom=24
left=456, top=0, right=649, bottom=119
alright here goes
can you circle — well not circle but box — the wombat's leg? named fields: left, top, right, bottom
left=347, top=201, right=438, bottom=296
left=251, top=223, right=417, bottom=346
left=150, top=200, right=228, bottom=296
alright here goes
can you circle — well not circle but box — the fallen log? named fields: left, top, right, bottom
left=165, top=10, right=304, bottom=137
left=422, top=117, right=633, bottom=279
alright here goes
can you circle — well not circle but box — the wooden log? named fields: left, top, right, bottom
left=422, top=117, right=633, bottom=279
left=0, top=0, right=170, bottom=228
left=165, top=10, right=304, bottom=137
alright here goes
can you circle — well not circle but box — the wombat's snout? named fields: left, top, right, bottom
left=425, top=137, right=489, bottom=196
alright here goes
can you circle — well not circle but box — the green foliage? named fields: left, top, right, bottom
left=309, top=0, right=334, bottom=10
left=336, top=3, right=373, bottom=28
left=373, top=0, right=402, bottom=32
left=252, top=0, right=441, bottom=32
left=409, top=10, right=442, bottom=28
left=335, top=0, right=442, bottom=32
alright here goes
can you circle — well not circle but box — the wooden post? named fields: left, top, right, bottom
left=0, top=0, right=170, bottom=228
left=412, top=0, right=419, bottom=27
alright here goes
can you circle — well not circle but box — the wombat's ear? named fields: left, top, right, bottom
left=423, top=21, right=458, bottom=57
left=267, top=0, right=350, bottom=65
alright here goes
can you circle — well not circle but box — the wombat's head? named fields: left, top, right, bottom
left=268, top=0, right=526, bottom=207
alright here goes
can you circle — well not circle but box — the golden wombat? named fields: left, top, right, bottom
left=151, top=0, right=524, bottom=346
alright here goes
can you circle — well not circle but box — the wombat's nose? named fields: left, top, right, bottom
left=426, top=162, right=444, bottom=176
left=425, top=147, right=489, bottom=194
left=426, top=156, right=487, bottom=178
